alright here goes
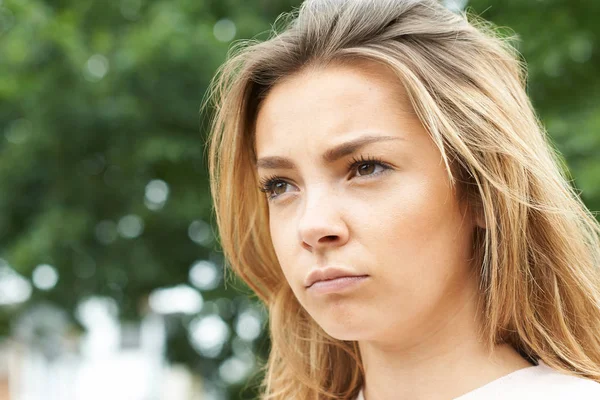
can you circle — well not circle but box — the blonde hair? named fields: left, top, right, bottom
left=206, top=0, right=600, bottom=398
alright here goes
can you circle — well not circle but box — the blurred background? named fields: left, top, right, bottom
left=0, top=0, right=598, bottom=399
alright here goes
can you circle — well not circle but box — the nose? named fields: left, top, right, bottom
left=297, top=188, right=349, bottom=251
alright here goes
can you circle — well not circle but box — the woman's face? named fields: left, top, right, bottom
left=254, top=61, right=481, bottom=344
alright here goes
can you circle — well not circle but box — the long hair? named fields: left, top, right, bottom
left=206, top=0, right=600, bottom=398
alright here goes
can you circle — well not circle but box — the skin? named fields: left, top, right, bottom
left=254, top=60, right=532, bottom=400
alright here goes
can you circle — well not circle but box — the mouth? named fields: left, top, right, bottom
left=306, top=275, right=370, bottom=295
left=304, top=266, right=369, bottom=289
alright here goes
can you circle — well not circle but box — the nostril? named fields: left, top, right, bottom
left=319, top=235, right=339, bottom=243
left=302, top=235, right=339, bottom=251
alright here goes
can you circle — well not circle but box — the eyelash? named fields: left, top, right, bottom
left=258, top=155, right=391, bottom=200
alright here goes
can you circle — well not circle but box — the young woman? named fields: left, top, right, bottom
left=206, top=0, right=600, bottom=398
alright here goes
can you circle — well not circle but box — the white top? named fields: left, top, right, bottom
left=354, top=360, right=600, bottom=399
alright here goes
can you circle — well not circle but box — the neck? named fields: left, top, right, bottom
left=358, top=281, right=533, bottom=400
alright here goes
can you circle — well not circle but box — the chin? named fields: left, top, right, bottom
left=303, top=301, right=371, bottom=340
left=327, top=330, right=361, bottom=341
left=314, top=318, right=368, bottom=341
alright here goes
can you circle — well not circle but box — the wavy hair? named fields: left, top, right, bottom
left=206, top=0, right=600, bottom=398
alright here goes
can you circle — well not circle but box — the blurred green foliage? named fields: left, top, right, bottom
left=0, top=0, right=598, bottom=398
left=470, top=0, right=600, bottom=209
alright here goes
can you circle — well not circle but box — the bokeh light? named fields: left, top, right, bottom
left=144, top=179, right=170, bottom=210
left=117, top=214, right=144, bottom=239
left=188, top=219, right=213, bottom=246
left=148, top=285, right=203, bottom=315
left=95, top=220, right=118, bottom=244
left=189, top=260, right=221, bottom=291
left=4, top=118, right=32, bottom=144
left=188, top=314, right=230, bottom=358
left=235, top=309, right=263, bottom=342
left=84, top=54, right=110, bottom=82
left=32, top=264, right=59, bottom=291
left=0, top=260, right=32, bottom=305
left=213, top=19, right=236, bottom=42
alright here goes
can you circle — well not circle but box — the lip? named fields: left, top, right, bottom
left=307, top=275, right=369, bottom=295
left=304, top=266, right=369, bottom=289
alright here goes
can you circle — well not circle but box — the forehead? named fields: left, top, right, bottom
left=254, top=60, right=416, bottom=154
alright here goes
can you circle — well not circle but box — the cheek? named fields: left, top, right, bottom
left=382, top=171, right=464, bottom=239
left=371, top=175, right=473, bottom=289
left=268, top=214, right=297, bottom=280
left=363, top=175, right=438, bottom=239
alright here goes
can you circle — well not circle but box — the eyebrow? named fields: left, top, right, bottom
left=256, top=134, right=402, bottom=170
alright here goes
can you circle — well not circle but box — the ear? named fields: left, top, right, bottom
left=474, top=208, right=486, bottom=229
left=466, top=197, right=486, bottom=230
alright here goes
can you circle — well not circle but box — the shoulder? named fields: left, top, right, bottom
left=354, top=362, right=600, bottom=400
left=525, top=364, right=600, bottom=399
left=459, top=361, right=600, bottom=400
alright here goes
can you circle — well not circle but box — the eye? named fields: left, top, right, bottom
left=354, top=162, right=382, bottom=176
left=258, top=156, right=391, bottom=201
left=258, top=176, right=294, bottom=200
left=347, top=155, right=391, bottom=179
